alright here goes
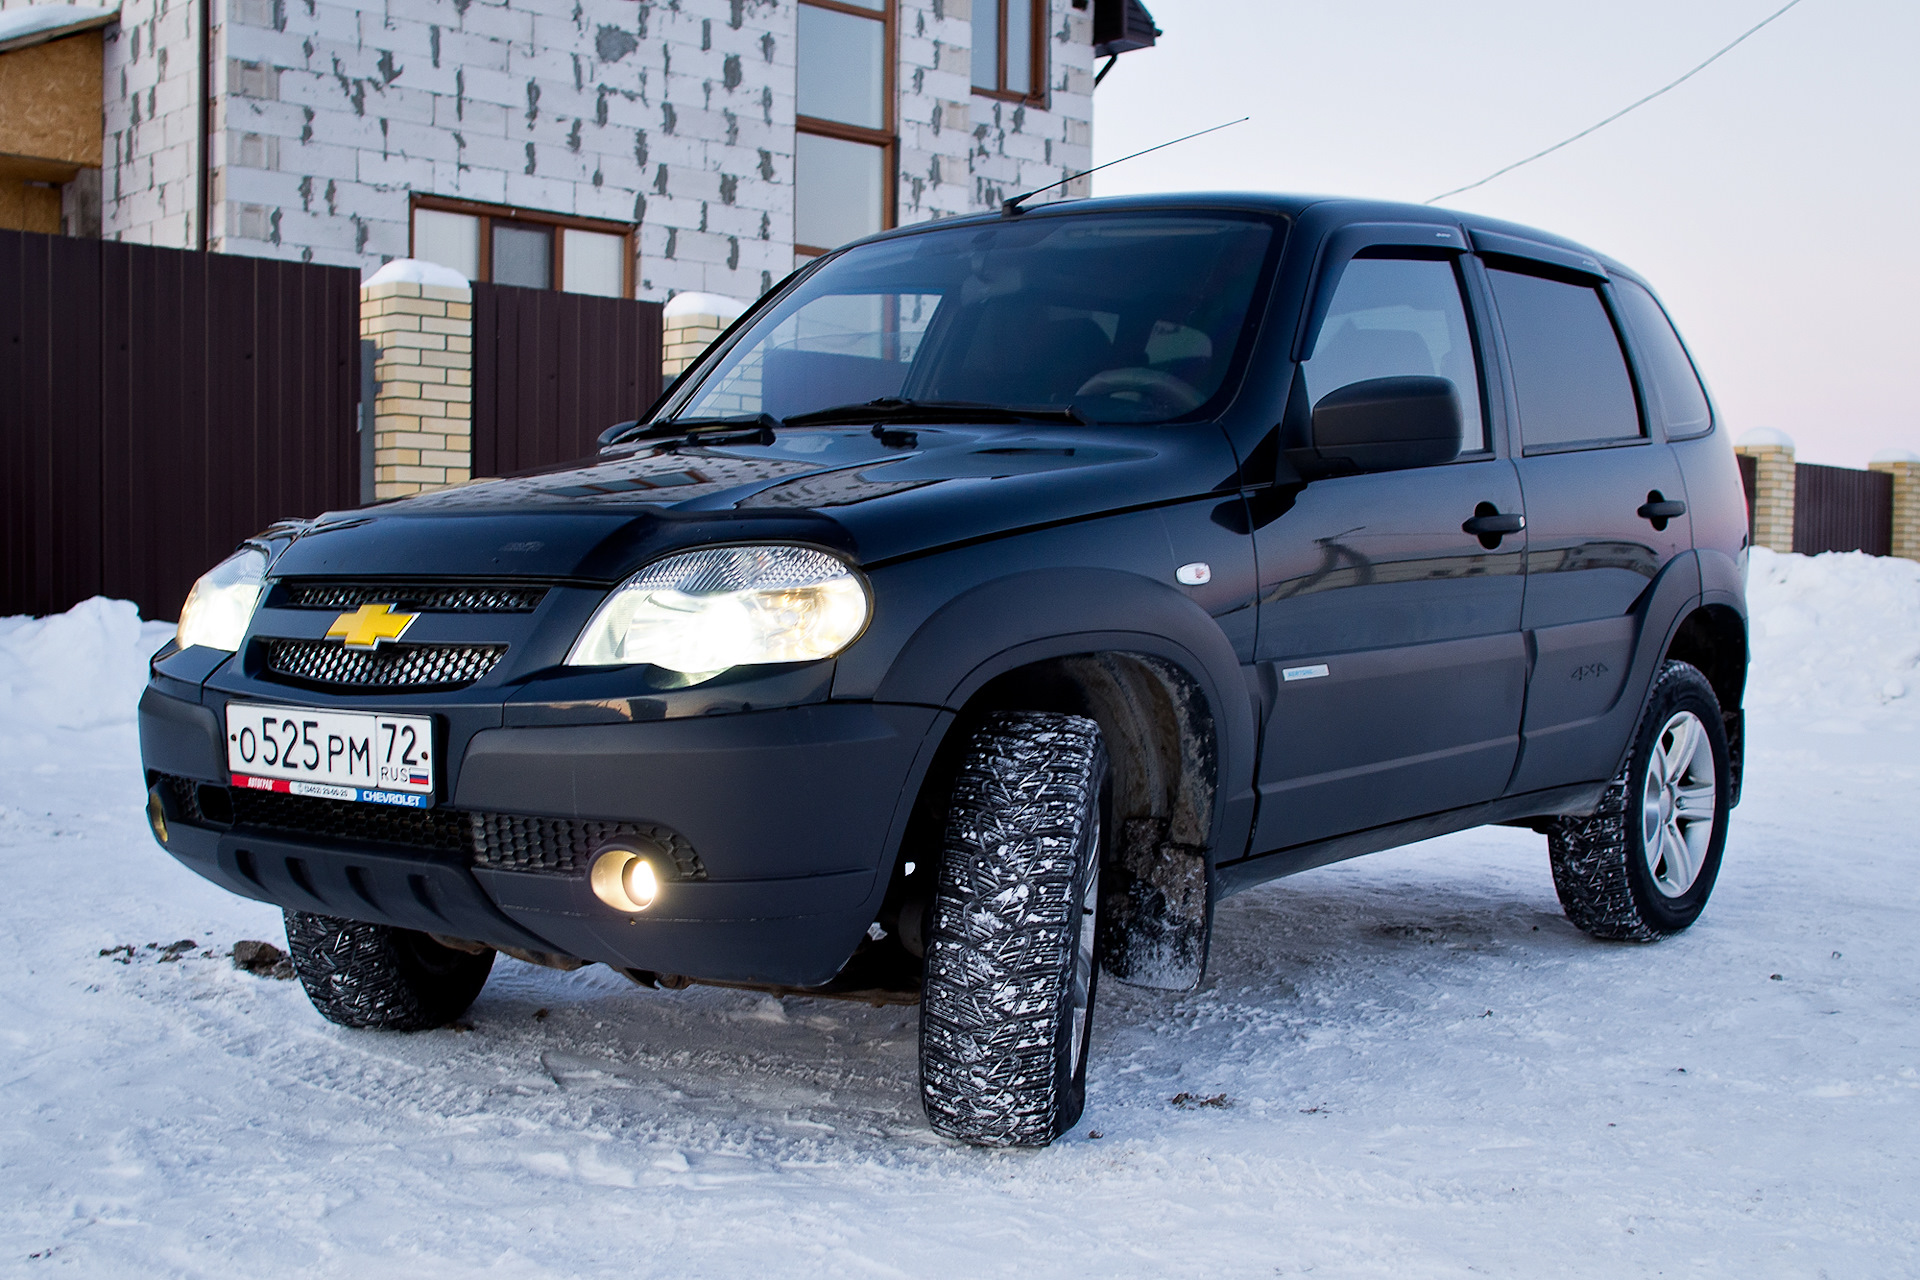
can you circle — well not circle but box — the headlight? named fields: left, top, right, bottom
left=567, top=545, right=869, bottom=676
left=175, top=548, right=267, bottom=652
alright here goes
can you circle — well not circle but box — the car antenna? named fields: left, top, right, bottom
left=1001, top=117, right=1250, bottom=217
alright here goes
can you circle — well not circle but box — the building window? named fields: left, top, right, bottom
left=795, top=0, right=895, bottom=262
left=409, top=197, right=632, bottom=297
left=973, top=0, right=1042, bottom=102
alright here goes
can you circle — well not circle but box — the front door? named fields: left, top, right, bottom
left=1249, top=253, right=1528, bottom=854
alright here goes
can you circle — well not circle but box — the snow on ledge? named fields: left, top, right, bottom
left=1869, top=447, right=1920, bottom=464
left=364, top=258, right=471, bottom=290
left=0, top=4, right=119, bottom=54
left=664, top=291, right=748, bottom=322
left=1738, top=426, right=1795, bottom=449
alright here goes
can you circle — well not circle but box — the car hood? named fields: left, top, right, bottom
left=267, top=423, right=1238, bottom=581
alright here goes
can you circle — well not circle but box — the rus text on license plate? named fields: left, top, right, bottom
left=226, top=702, right=436, bottom=808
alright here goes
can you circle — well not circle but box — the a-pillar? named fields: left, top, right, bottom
left=359, top=261, right=474, bottom=501
left=1869, top=449, right=1920, bottom=563
left=662, top=291, right=748, bottom=379
left=1735, top=427, right=1796, bottom=554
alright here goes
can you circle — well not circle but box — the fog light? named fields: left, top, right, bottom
left=146, top=786, right=169, bottom=846
left=591, top=845, right=660, bottom=913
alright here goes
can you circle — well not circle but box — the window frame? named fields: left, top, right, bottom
left=1298, top=246, right=1499, bottom=463
left=794, top=0, right=897, bottom=260
left=1608, top=275, right=1717, bottom=443
left=971, top=0, right=1048, bottom=106
left=1478, top=256, right=1651, bottom=457
left=409, top=194, right=635, bottom=297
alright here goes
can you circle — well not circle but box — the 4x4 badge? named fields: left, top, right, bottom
left=325, top=604, right=418, bottom=650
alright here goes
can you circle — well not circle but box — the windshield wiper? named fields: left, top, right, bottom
left=603, top=413, right=781, bottom=447
left=781, top=398, right=1085, bottom=428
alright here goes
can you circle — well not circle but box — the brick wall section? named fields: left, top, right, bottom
left=1736, top=442, right=1796, bottom=554
left=91, top=0, right=207, bottom=248
left=360, top=279, right=473, bottom=499
left=662, top=310, right=731, bottom=378
left=96, top=0, right=1099, bottom=295
left=1868, top=459, right=1920, bottom=563
left=895, top=0, right=1094, bottom=225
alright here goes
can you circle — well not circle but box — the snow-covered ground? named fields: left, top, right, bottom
left=1, top=549, right=1915, bottom=1278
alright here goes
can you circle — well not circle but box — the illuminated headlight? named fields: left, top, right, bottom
left=566, top=545, right=869, bottom=676
left=175, top=548, right=267, bottom=652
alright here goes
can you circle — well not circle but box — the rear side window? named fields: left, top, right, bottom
left=1612, top=279, right=1712, bottom=438
left=1486, top=267, right=1641, bottom=450
left=1302, top=256, right=1487, bottom=451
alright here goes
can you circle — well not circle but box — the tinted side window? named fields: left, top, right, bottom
left=1486, top=267, right=1641, bottom=449
left=1303, top=256, right=1487, bottom=451
left=1612, top=279, right=1712, bottom=437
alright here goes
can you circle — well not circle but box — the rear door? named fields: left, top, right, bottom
left=1475, top=240, right=1693, bottom=793
left=1249, top=239, right=1528, bottom=853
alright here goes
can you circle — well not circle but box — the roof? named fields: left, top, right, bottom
left=845, top=191, right=1630, bottom=284
left=0, top=4, right=118, bottom=55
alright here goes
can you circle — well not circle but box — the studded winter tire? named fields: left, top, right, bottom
left=1548, top=661, right=1731, bottom=941
left=919, top=711, right=1109, bottom=1148
left=285, top=911, right=495, bottom=1031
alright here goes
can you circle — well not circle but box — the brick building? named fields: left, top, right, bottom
left=1, top=0, right=1160, bottom=302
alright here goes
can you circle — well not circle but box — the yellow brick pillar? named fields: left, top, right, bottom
left=1868, top=450, right=1920, bottom=563
left=1736, top=428, right=1796, bottom=554
left=359, top=262, right=474, bottom=501
left=662, top=291, right=748, bottom=379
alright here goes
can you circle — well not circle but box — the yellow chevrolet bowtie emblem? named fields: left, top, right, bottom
left=326, top=604, right=418, bottom=650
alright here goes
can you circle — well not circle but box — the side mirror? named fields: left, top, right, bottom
left=1306, top=376, right=1462, bottom=474
left=597, top=419, right=641, bottom=448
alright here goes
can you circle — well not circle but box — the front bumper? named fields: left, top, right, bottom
left=140, top=682, right=947, bottom=986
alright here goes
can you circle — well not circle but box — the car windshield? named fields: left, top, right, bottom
left=664, top=212, right=1279, bottom=427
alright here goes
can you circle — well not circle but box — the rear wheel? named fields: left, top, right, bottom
left=284, top=911, right=494, bottom=1030
left=919, top=711, right=1108, bottom=1148
left=1548, top=661, right=1731, bottom=940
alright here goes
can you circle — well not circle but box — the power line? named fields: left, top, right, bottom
left=1426, top=0, right=1809, bottom=205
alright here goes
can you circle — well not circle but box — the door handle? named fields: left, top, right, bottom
left=1462, top=503, right=1524, bottom=548
left=1638, top=491, right=1687, bottom=530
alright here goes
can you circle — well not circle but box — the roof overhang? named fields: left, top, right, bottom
left=1093, top=0, right=1160, bottom=58
left=0, top=4, right=119, bottom=56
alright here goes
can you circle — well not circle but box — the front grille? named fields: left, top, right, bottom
left=263, top=639, right=506, bottom=691
left=155, top=774, right=705, bottom=880
left=472, top=814, right=707, bottom=879
left=232, top=786, right=472, bottom=853
left=280, top=582, right=548, bottom=612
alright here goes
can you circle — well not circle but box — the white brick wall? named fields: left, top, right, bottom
left=92, top=0, right=1097, bottom=296
left=898, top=0, right=1094, bottom=226
left=93, top=0, right=208, bottom=249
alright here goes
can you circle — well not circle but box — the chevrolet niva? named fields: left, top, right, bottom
left=140, top=193, right=1747, bottom=1147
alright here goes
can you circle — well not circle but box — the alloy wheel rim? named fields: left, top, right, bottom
left=1641, top=710, right=1717, bottom=898
left=1067, top=812, right=1100, bottom=1070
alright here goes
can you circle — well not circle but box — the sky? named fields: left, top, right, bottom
left=1087, top=0, right=1917, bottom=468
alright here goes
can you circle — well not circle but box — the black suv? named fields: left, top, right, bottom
left=139, top=194, right=1747, bottom=1148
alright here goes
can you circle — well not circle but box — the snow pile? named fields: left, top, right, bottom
left=663, top=290, right=748, bottom=321
left=363, top=257, right=470, bottom=290
left=0, top=597, right=172, bottom=735
left=1745, top=546, right=1920, bottom=728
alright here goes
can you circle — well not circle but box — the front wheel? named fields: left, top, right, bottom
left=285, top=912, right=495, bottom=1030
left=919, top=711, right=1108, bottom=1148
left=1548, top=661, right=1731, bottom=940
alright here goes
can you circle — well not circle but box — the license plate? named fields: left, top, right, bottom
left=226, top=702, right=436, bottom=808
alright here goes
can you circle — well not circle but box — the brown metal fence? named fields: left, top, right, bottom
left=1, top=229, right=361, bottom=622
left=471, top=283, right=664, bottom=477
left=1794, top=462, right=1893, bottom=556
